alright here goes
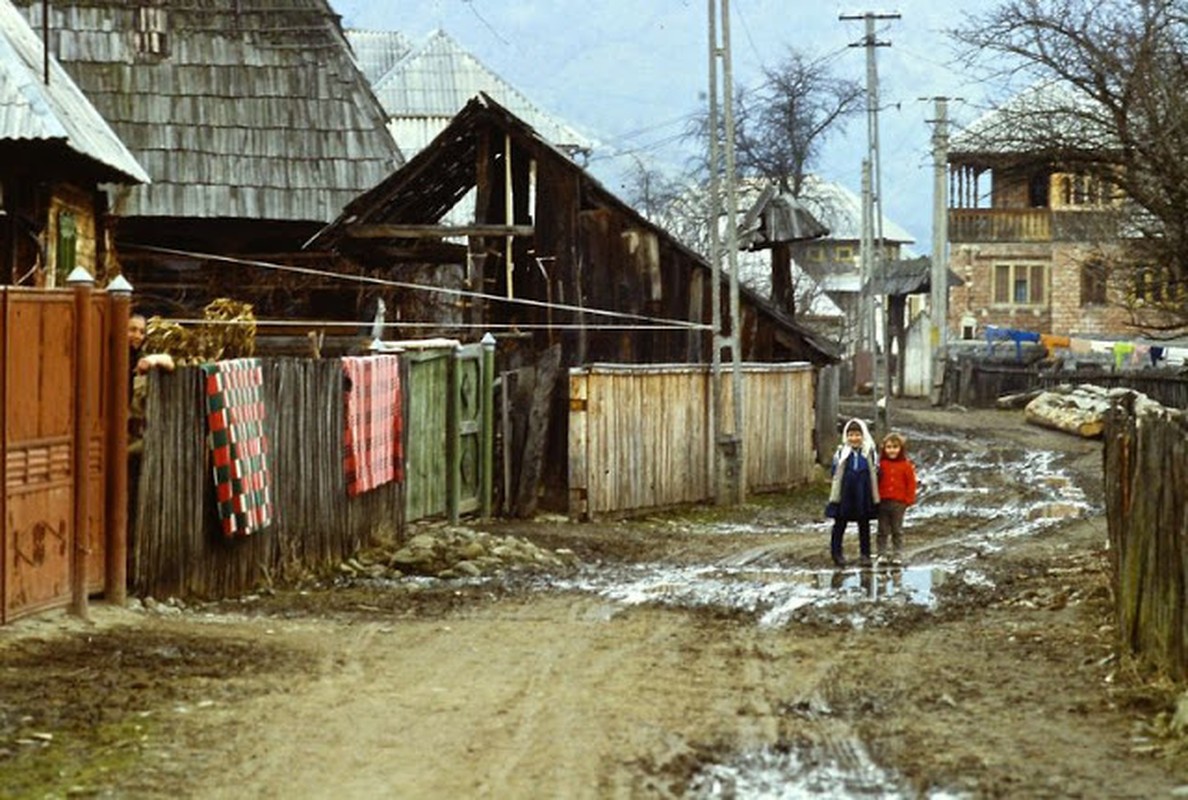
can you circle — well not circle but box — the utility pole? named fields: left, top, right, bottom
left=707, top=0, right=744, bottom=504
left=922, top=96, right=954, bottom=404
left=842, top=10, right=899, bottom=432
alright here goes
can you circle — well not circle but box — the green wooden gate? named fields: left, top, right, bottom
left=404, top=343, right=492, bottom=522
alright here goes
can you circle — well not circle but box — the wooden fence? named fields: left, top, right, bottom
left=1103, top=395, right=1188, bottom=679
left=567, top=363, right=818, bottom=519
left=942, top=358, right=1188, bottom=409
left=133, top=347, right=493, bottom=600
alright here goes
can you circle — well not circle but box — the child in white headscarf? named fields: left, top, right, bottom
left=825, top=418, right=880, bottom=567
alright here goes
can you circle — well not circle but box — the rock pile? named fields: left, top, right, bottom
left=338, top=525, right=580, bottom=581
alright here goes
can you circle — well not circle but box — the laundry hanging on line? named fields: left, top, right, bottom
left=343, top=354, right=404, bottom=496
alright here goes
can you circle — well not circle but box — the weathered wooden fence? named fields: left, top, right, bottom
left=567, top=363, right=817, bottom=519
left=132, top=347, right=494, bottom=600
left=133, top=359, right=402, bottom=599
left=943, top=358, right=1188, bottom=409
left=1104, top=394, right=1188, bottom=679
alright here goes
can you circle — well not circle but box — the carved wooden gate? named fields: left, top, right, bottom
left=1, top=287, right=125, bottom=623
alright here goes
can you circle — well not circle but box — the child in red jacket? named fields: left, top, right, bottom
left=877, top=432, right=917, bottom=564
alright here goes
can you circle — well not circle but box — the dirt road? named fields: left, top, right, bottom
left=2, top=401, right=1187, bottom=798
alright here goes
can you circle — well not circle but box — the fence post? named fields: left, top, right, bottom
left=481, top=333, right=495, bottom=518
left=105, top=276, right=132, bottom=605
left=67, top=267, right=94, bottom=620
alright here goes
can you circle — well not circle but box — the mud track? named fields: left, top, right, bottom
left=1, top=400, right=1186, bottom=798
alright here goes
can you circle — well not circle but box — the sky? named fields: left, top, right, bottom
left=330, top=1, right=1011, bottom=253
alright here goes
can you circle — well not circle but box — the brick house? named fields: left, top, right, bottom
left=945, top=82, right=1178, bottom=340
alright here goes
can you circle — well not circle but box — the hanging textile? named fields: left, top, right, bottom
left=343, top=355, right=404, bottom=496
left=202, top=358, right=273, bottom=537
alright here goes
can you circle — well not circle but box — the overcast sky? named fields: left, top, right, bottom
left=331, top=1, right=1011, bottom=251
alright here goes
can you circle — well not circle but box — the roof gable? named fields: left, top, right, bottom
left=12, top=0, right=402, bottom=223
left=0, top=0, right=147, bottom=182
left=362, top=29, right=592, bottom=158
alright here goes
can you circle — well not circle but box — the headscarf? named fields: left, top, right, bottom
left=829, top=417, right=880, bottom=505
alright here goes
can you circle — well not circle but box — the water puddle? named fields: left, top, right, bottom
left=687, top=743, right=968, bottom=799
left=548, top=561, right=986, bottom=627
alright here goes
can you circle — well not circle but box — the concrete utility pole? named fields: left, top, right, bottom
left=842, top=10, right=899, bottom=431
left=923, top=96, right=954, bottom=404
left=707, top=0, right=745, bottom=504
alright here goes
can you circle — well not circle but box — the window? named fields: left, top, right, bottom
left=1080, top=260, right=1108, bottom=306
left=834, top=246, right=854, bottom=262
left=993, top=263, right=1046, bottom=306
left=55, top=211, right=76, bottom=286
left=1132, top=264, right=1185, bottom=306
left=805, top=246, right=824, bottom=262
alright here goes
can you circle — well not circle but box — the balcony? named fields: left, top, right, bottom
left=949, top=208, right=1122, bottom=244
left=948, top=209, right=1050, bottom=243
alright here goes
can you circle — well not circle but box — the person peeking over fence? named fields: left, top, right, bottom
left=127, top=313, right=175, bottom=456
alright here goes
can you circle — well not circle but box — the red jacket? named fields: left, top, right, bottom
left=878, top=456, right=917, bottom=505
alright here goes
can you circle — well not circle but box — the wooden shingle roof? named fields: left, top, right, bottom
left=13, top=0, right=401, bottom=222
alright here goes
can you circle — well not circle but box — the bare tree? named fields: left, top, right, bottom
left=626, top=48, right=860, bottom=325
left=952, top=0, right=1188, bottom=335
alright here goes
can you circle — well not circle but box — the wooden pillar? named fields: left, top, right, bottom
left=105, top=278, right=132, bottom=605
left=68, top=268, right=94, bottom=619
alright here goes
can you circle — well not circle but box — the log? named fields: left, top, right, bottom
left=1024, top=385, right=1114, bottom=438
left=997, top=389, right=1043, bottom=410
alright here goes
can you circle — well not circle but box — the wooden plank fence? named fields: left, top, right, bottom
left=942, top=358, right=1188, bottom=409
left=568, top=363, right=818, bottom=519
left=132, top=359, right=404, bottom=599
left=1104, top=394, right=1188, bottom=679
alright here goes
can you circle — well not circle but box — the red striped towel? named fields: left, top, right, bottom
left=343, top=355, right=403, bottom=496
left=202, top=359, right=273, bottom=537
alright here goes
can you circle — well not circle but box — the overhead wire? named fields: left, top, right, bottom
left=123, top=243, right=713, bottom=332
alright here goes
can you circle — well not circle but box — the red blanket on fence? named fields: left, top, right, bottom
left=343, top=355, right=403, bottom=496
left=202, top=358, right=274, bottom=537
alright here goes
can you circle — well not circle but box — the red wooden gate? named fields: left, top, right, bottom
left=1, top=287, right=128, bottom=623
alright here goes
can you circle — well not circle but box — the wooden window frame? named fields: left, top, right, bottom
left=992, top=262, right=1047, bottom=307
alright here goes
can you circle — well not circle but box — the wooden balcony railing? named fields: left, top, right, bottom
left=948, top=208, right=1122, bottom=243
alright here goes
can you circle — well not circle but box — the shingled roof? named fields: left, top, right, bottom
left=0, top=0, right=146, bottom=183
left=12, top=0, right=401, bottom=222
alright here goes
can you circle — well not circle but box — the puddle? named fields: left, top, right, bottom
left=547, top=561, right=986, bottom=627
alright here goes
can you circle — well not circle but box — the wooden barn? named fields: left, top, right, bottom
left=310, top=94, right=838, bottom=510
left=12, top=0, right=402, bottom=318
left=311, top=93, right=838, bottom=369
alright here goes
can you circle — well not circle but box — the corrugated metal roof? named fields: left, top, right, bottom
left=361, top=29, right=592, bottom=158
left=345, top=28, right=412, bottom=84
left=0, top=0, right=147, bottom=182
left=797, top=175, right=915, bottom=244
left=12, top=0, right=402, bottom=223
left=951, top=81, right=1113, bottom=157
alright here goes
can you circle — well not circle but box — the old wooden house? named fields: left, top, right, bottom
left=310, top=93, right=838, bottom=509
left=13, top=0, right=402, bottom=318
left=1, top=0, right=149, bottom=285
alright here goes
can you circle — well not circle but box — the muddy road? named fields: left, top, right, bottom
left=2, top=401, right=1187, bottom=798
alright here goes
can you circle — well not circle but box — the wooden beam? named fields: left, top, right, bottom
left=344, top=224, right=535, bottom=240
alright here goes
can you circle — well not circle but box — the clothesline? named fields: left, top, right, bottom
left=984, top=325, right=1188, bottom=367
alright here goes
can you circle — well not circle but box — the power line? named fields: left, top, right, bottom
left=123, top=243, right=712, bottom=331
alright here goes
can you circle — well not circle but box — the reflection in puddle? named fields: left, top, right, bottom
left=550, top=562, right=985, bottom=627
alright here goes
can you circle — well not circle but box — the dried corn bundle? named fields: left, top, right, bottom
left=142, top=299, right=257, bottom=364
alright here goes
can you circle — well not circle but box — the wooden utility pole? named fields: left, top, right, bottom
left=842, top=10, right=899, bottom=431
